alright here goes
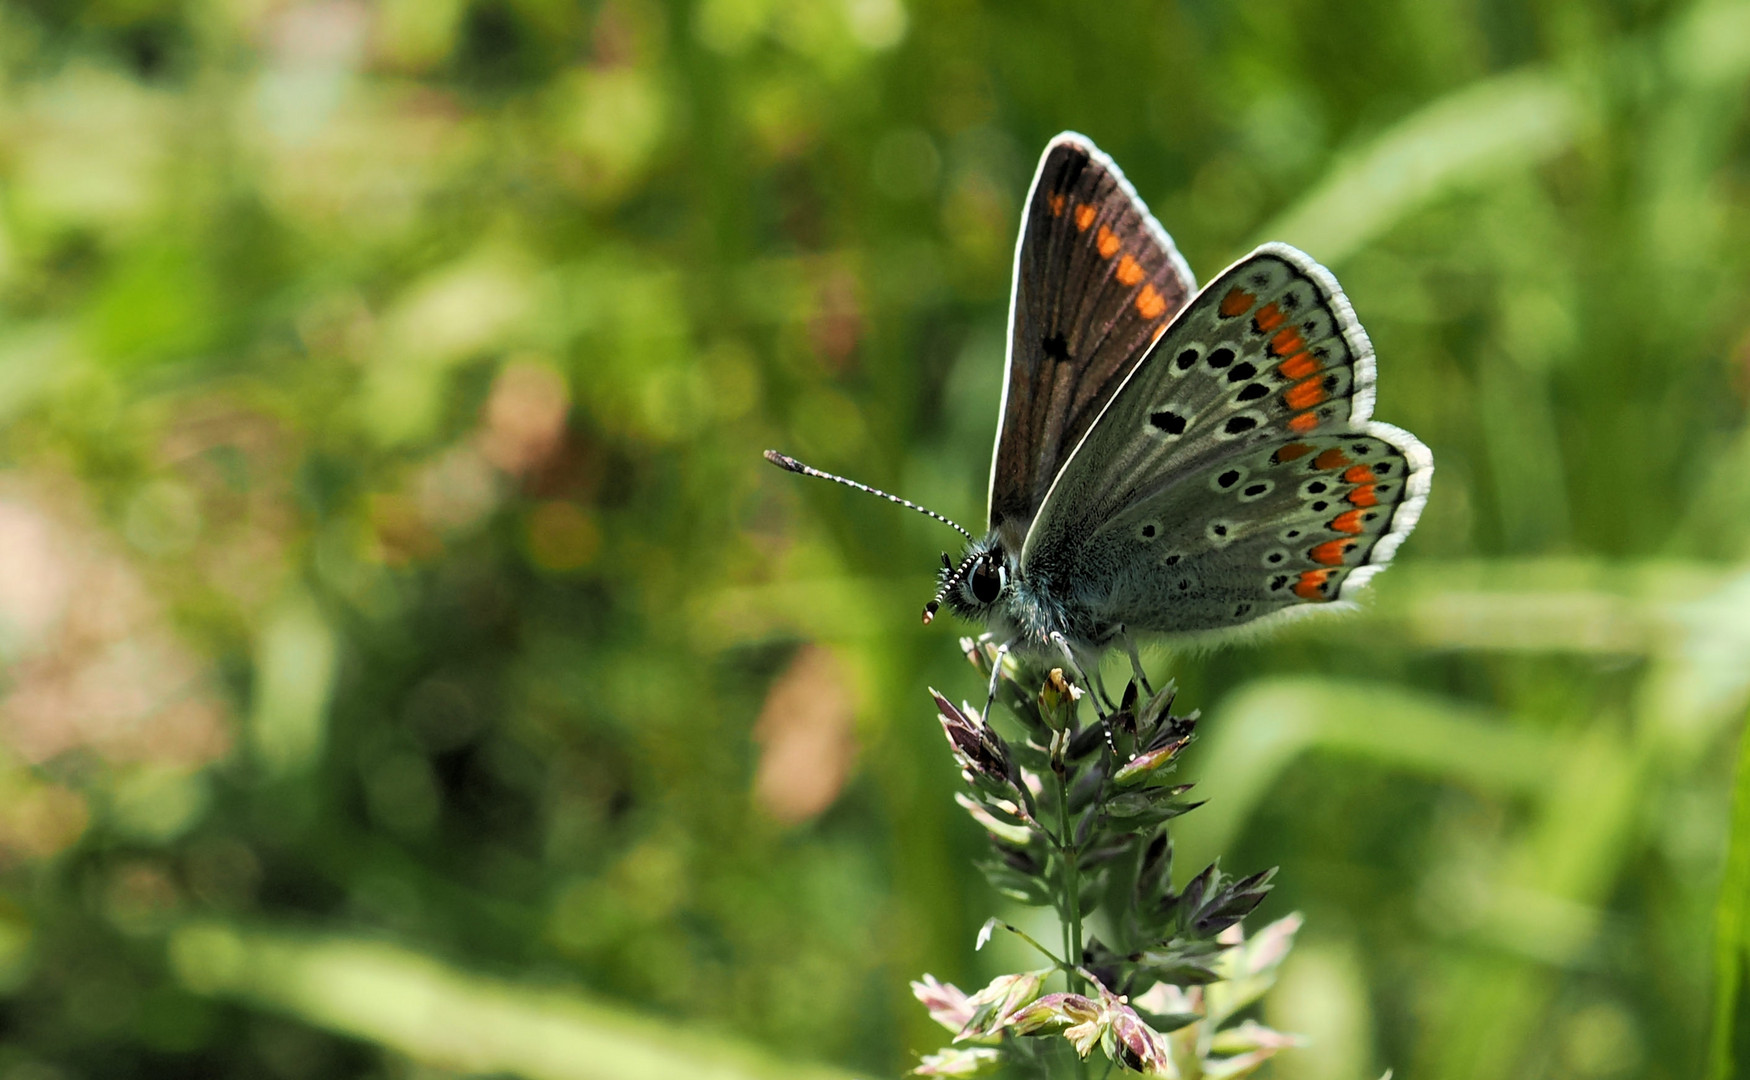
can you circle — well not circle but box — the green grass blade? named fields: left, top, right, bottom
left=170, top=922, right=862, bottom=1080
left=1708, top=708, right=1750, bottom=1080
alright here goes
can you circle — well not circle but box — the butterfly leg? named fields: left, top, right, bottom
left=1088, top=666, right=1118, bottom=714
left=1051, top=633, right=1124, bottom=760
left=981, top=639, right=1012, bottom=722
left=1120, top=630, right=1154, bottom=696
left=1047, top=634, right=1102, bottom=715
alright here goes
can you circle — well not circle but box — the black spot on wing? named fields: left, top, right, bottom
left=1150, top=410, right=1186, bottom=435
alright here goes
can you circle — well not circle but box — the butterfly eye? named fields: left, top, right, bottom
left=969, top=559, right=1003, bottom=604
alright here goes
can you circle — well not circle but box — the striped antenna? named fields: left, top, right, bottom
left=923, top=550, right=982, bottom=625
left=764, top=450, right=974, bottom=542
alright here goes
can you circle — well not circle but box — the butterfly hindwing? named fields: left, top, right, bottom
left=1083, top=433, right=1427, bottom=633
left=988, top=132, right=1197, bottom=553
left=1019, top=243, right=1432, bottom=634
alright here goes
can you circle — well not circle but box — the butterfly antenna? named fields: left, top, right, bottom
left=923, top=550, right=982, bottom=626
left=764, top=450, right=974, bottom=542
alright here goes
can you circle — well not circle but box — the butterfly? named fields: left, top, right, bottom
left=767, top=132, right=1431, bottom=684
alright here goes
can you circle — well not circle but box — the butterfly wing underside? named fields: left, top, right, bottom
left=988, top=133, right=1197, bottom=553
left=1020, top=243, right=1433, bottom=635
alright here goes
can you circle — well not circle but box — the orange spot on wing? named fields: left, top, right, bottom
left=1075, top=203, right=1097, bottom=231
left=1293, top=569, right=1333, bottom=599
left=1285, top=379, right=1328, bottom=411
left=1310, top=540, right=1352, bottom=566
left=1330, top=509, right=1366, bottom=534
left=1273, top=442, right=1315, bottom=463
left=1277, top=352, right=1319, bottom=381
left=1347, top=484, right=1379, bottom=507
left=1312, top=448, right=1352, bottom=471
left=1343, top=465, right=1374, bottom=484
left=1048, top=193, right=1066, bottom=216
left=1135, top=284, right=1168, bottom=320
left=1270, top=326, right=1305, bottom=357
left=1116, top=254, right=1145, bottom=285
left=1288, top=412, right=1320, bottom=434
left=1097, top=226, right=1122, bottom=258
left=1219, top=288, right=1255, bottom=318
left=1252, top=303, right=1286, bottom=333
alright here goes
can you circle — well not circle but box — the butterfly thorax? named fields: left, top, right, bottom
left=940, top=534, right=1120, bottom=654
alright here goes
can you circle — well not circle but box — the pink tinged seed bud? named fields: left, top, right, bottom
left=1006, top=992, right=1099, bottom=1035
left=1107, top=1006, right=1173, bottom=1074
left=1208, top=1018, right=1304, bottom=1056
left=911, top=974, right=976, bottom=1033
left=1039, top=974, right=1175, bottom=1074
left=1036, top=667, right=1080, bottom=730
left=1237, top=912, right=1303, bottom=977
left=958, top=970, right=1049, bottom=1040
left=930, top=689, right=969, bottom=724
left=1131, top=981, right=1197, bottom=1018
left=954, top=793, right=1032, bottom=846
left=1064, top=1018, right=1105, bottom=1058
left=1203, top=914, right=1305, bottom=1032
left=1112, top=736, right=1193, bottom=784
left=992, top=969, right=1048, bottom=1017
left=954, top=790, right=1025, bottom=825
left=1046, top=667, right=1074, bottom=697
left=911, top=1046, right=1004, bottom=1077
left=959, top=637, right=980, bottom=667
left=1197, top=1020, right=1305, bottom=1079
left=930, top=689, right=1006, bottom=779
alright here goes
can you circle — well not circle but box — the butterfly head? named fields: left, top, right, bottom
left=924, top=538, right=1011, bottom=626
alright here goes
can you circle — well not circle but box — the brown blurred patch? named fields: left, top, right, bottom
left=1729, top=322, right=1750, bottom=407
left=751, top=644, right=857, bottom=825
left=479, top=356, right=571, bottom=477
left=808, top=263, right=864, bottom=374
left=590, top=0, right=639, bottom=69
left=154, top=394, right=298, bottom=612
left=264, top=0, right=369, bottom=70
left=0, top=780, right=88, bottom=864
left=0, top=484, right=231, bottom=769
left=349, top=357, right=580, bottom=563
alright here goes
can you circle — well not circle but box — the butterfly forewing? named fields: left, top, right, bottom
left=1019, top=243, right=1432, bottom=634
left=988, top=133, right=1197, bottom=553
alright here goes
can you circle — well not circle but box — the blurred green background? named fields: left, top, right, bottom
left=0, top=0, right=1748, bottom=1077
